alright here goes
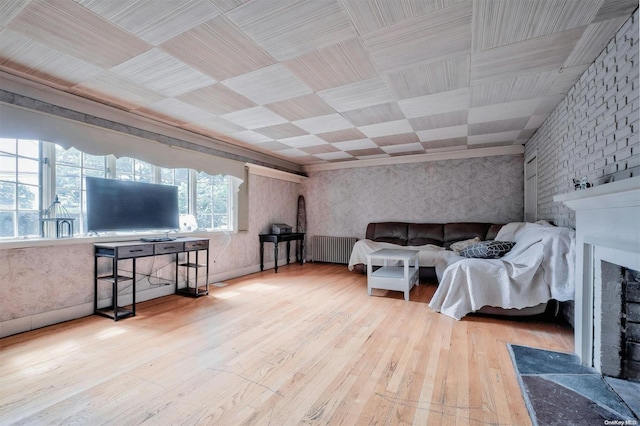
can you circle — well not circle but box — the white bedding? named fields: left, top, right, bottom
left=348, top=239, right=446, bottom=270
left=428, top=221, right=575, bottom=320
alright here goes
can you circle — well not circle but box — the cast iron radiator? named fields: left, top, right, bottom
left=311, top=236, right=358, bottom=264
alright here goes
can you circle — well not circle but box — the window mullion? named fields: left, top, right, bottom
left=41, top=142, right=55, bottom=216
left=189, top=169, right=197, bottom=216
left=153, top=166, right=161, bottom=183
left=106, top=155, right=116, bottom=179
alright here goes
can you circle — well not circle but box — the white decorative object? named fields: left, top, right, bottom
left=179, top=214, right=197, bottom=232
left=366, top=249, right=419, bottom=301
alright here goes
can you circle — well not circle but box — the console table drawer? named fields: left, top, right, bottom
left=154, top=242, right=184, bottom=254
left=184, top=240, right=208, bottom=251
left=117, top=244, right=154, bottom=258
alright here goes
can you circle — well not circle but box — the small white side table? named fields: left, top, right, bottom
left=366, top=248, right=420, bottom=301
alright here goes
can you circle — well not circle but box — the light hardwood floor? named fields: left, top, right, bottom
left=1, top=263, right=574, bottom=425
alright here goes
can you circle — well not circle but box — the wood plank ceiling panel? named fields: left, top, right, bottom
left=136, top=98, right=214, bottom=124
left=422, top=137, right=467, bottom=151
left=7, top=1, right=150, bottom=68
left=300, top=143, right=340, bottom=155
left=385, top=55, right=470, bottom=99
left=0, top=0, right=29, bottom=27
left=564, top=17, right=629, bottom=67
left=254, top=123, right=308, bottom=140
left=182, top=116, right=245, bottom=135
left=110, top=48, right=216, bottom=97
left=593, top=0, right=639, bottom=22
left=416, top=124, right=468, bottom=142
left=76, top=0, right=221, bottom=45
left=316, top=128, right=368, bottom=143
left=472, top=0, right=602, bottom=51
left=70, top=72, right=165, bottom=111
left=160, top=16, right=275, bottom=81
left=399, top=87, right=471, bottom=118
left=468, top=98, right=544, bottom=124
left=293, top=114, right=354, bottom=134
left=265, top=94, right=336, bottom=122
left=227, top=0, right=357, bottom=61
left=232, top=130, right=273, bottom=145
left=372, top=133, right=420, bottom=146
left=470, top=71, right=557, bottom=108
left=284, top=38, right=378, bottom=91
left=409, top=110, right=469, bottom=131
left=221, top=106, right=288, bottom=130
left=0, top=28, right=103, bottom=89
left=468, top=130, right=522, bottom=145
left=382, top=142, right=425, bottom=154
left=221, top=63, right=313, bottom=105
left=341, top=102, right=406, bottom=127
left=534, top=94, right=567, bottom=115
left=468, top=117, right=530, bottom=136
left=358, top=119, right=414, bottom=138
left=279, top=135, right=327, bottom=149
left=333, top=139, right=377, bottom=151
left=209, top=0, right=251, bottom=13
left=547, top=65, right=590, bottom=95
left=177, top=83, right=256, bottom=115
left=341, top=0, right=465, bottom=34
left=362, top=1, right=472, bottom=73
left=470, top=26, right=586, bottom=84
left=318, top=78, right=395, bottom=112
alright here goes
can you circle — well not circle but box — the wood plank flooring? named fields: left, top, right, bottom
left=0, top=263, right=574, bottom=425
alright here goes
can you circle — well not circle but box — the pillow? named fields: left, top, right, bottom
left=459, top=241, right=515, bottom=259
left=449, top=237, right=481, bottom=253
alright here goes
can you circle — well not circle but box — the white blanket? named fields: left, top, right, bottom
left=429, top=222, right=575, bottom=320
left=348, top=239, right=446, bottom=270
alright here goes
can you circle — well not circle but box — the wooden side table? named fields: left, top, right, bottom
left=366, top=248, right=419, bottom=301
left=259, top=233, right=305, bottom=273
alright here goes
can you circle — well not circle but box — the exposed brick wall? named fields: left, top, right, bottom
left=525, top=9, right=639, bottom=229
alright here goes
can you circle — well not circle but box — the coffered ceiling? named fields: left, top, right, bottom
left=0, top=0, right=637, bottom=170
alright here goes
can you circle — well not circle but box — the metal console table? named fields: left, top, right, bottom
left=94, top=237, right=209, bottom=321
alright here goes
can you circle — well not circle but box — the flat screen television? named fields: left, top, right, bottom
left=86, top=177, right=179, bottom=233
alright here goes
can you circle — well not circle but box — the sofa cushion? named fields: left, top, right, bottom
left=407, top=223, right=444, bottom=246
left=486, top=224, right=503, bottom=241
left=443, top=222, right=493, bottom=248
left=370, top=222, right=408, bottom=246
left=460, top=241, right=515, bottom=259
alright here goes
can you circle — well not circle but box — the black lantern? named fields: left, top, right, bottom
left=40, top=195, right=75, bottom=238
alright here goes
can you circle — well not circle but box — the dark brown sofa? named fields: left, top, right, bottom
left=353, top=222, right=504, bottom=282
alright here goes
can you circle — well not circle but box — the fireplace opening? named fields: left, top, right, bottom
left=599, top=261, right=640, bottom=382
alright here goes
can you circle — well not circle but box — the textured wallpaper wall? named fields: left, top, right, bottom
left=0, top=172, right=300, bottom=326
left=301, top=154, right=524, bottom=241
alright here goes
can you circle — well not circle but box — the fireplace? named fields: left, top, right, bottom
left=555, top=176, right=640, bottom=380
left=596, top=259, right=640, bottom=381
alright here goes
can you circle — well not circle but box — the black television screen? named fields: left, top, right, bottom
left=86, top=177, right=179, bottom=233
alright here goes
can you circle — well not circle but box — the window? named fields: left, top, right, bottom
left=161, top=168, right=190, bottom=215
left=116, top=157, right=154, bottom=182
left=0, top=139, right=40, bottom=238
left=54, top=145, right=108, bottom=234
left=197, top=172, right=231, bottom=230
left=0, top=138, right=235, bottom=239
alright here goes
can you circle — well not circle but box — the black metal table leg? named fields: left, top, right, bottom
left=274, top=242, right=279, bottom=273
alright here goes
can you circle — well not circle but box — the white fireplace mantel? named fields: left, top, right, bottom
left=554, top=176, right=640, bottom=369
left=554, top=176, right=640, bottom=211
